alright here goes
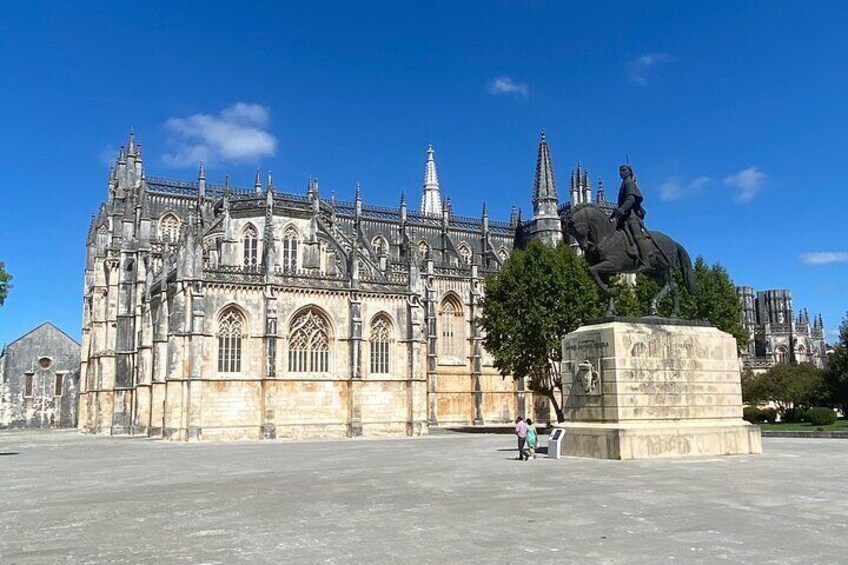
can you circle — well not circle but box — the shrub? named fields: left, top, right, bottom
left=743, top=406, right=762, bottom=424
left=783, top=408, right=806, bottom=423
left=761, top=408, right=777, bottom=424
left=806, top=407, right=837, bottom=426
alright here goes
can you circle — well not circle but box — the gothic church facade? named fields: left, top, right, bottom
left=79, top=133, right=583, bottom=441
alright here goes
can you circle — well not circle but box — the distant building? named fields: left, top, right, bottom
left=736, top=287, right=827, bottom=372
left=0, top=322, right=80, bottom=428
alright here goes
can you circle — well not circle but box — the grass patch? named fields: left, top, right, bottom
left=759, top=419, right=848, bottom=431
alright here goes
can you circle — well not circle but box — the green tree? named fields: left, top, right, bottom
left=0, top=261, right=11, bottom=308
left=479, top=240, right=604, bottom=422
left=643, top=257, right=746, bottom=349
left=746, top=363, right=826, bottom=419
left=823, top=312, right=848, bottom=412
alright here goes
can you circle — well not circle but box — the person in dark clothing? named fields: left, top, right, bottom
left=609, top=164, right=652, bottom=268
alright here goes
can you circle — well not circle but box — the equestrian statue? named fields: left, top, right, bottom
left=563, top=164, right=699, bottom=317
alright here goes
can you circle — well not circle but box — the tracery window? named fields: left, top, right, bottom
left=243, top=225, right=258, bottom=267
left=775, top=346, right=789, bottom=365
left=458, top=244, right=472, bottom=265
left=159, top=213, right=181, bottom=242
left=372, top=235, right=388, bottom=257
left=417, top=240, right=430, bottom=260
left=282, top=226, right=299, bottom=272
left=217, top=309, right=244, bottom=373
left=369, top=315, right=392, bottom=374
left=439, top=295, right=464, bottom=359
left=288, top=308, right=330, bottom=373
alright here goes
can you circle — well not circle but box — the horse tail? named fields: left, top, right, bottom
left=677, top=243, right=699, bottom=295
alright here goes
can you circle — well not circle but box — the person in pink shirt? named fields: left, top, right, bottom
left=515, top=416, right=529, bottom=461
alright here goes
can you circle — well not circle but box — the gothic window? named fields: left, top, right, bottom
left=242, top=225, right=258, bottom=267
left=458, top=244, right=472, bottom=265
left=217, top=309, right=244, bottom=373
left=775, top=346, right=788, bottom=364
left=24, top=373, right=34, bottom=397
left=498, top=248, right=509, bottom=262
left=159, top=213, right=181, bottom=242
left=369, top=315, right=392, bottom=374
left=439, top=295, right=464, bottom=359
left=417, top=240, right=430, bottom=260
left=372, top=235, right=388, bottom=257
left=288, top=308, right=330, bottom=373
left=282, top=226, right=299, bottom=272
left=54, top=374, right=64, bottom=396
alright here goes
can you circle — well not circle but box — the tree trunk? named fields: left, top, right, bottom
left=547, top=389, right=565, bottom=423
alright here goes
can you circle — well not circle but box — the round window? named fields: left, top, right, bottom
left=38, top=357, right=52, bottom=369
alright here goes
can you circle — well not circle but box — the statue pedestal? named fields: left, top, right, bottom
left=556, top=318, right=761, bottom=460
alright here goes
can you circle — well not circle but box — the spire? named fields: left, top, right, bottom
left=509, top=205, right=518, bottom=227
left=254, top=170, right=262, bottom=193
left=266, top=171, right=273, bottom=192
left=354, top=182, right=362, bottom=217
left=197, top=162, right=206, bottom=200
left=596, top=178, right=606, bottom=204
left=532, top=130, right=558, bottom=215
left=421, top=144, right=443, bottom=216
left=127, top=129, right=136, bottom=157
left=482, top=201, right=488, bottom=218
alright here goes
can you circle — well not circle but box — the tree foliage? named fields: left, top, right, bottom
left=0, top=261, right=11, bottom=308
left=479, top=240, right=604, bottom=422
left=823, top=312, right=848, bottom=412
left=610, top=257, right=747, bottom=350
left=745, top=363, right=826, bottom=418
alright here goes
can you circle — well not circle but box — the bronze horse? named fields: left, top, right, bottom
left=564, top=204, right=699, bottom=317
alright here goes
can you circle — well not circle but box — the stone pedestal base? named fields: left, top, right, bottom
left=559, top=420, right=762, bottom=460
left=557, top=318, right=762, bottom=460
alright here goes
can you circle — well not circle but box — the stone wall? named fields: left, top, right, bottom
left=0, top=323, right=80, bottom=428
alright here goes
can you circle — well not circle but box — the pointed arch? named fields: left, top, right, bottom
left=159, top=213, right=181, bottom=242
left=371, top=234, right=388, bottom=257
left=288, top=307, right=332, bottom=373
left=369, top=313, right=394, bottom=374
left=217, top=306, right=246, bottom=373
left=439, top=293, right=465, bottom=360
left=457, top=243, right=472, bottom=265
left=282, top=224, right=300, bottom=272
left=242, top=223, right=258, bottom=267
left=417, top=239, right=430, bottom=260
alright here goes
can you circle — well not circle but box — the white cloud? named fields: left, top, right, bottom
left=799, top=252, right=848, bottom=266
left=660, top=175, right=710, bottom=201
left=628, top=53, right=674, bottom=86
left=724, top=166, right=765, bottom=202
left=487, top=75, right=529, bottom=98
left=163, top=102, right=277, bottom=167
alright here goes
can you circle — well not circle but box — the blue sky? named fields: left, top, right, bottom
left=1, top=1, right=846, bottom=345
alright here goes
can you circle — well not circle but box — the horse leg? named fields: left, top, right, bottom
left=670, top=279, right=680, bottom=317
left=589, top=264, right=614, bottom=296
left=651, top=282, right=671, bottom=316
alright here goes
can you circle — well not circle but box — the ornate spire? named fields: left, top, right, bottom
left=596, top=178, right=606, bottom=204
left=533, top=131, right=557, bottom=215
left=197, top=162, right=206, bottom=200
left=254, top=170, right=262, bottom=193
left=421, top=145, right=443, bottom=216
left=127, top=129, right=137, bottom=157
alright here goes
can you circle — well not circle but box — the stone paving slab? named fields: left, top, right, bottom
left=1, top=430, right=847, bottom=564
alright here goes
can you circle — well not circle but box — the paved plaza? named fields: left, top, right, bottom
left=1, top=431, right=847, bottom=564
